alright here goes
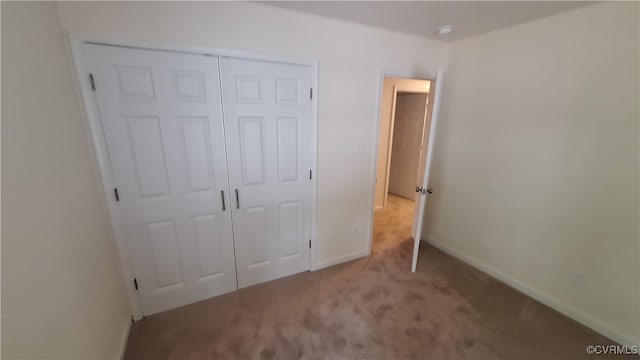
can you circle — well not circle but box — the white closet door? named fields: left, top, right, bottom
left=220, top=58, right=312, bottom=288
left=86, top=44, right=237, bottom=315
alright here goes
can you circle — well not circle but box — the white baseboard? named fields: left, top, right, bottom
left=424, top=238, right=639, bottom=347
left=311, top=249, right=370, bottom=271
left=118, top=319, right=132, bottom=359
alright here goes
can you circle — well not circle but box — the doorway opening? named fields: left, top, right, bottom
left=371, top=76, right=434, bottom=262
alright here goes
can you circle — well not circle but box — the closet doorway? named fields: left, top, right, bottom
left=74, top=37, right=318, bottom=317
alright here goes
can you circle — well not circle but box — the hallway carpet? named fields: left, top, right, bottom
left=124, top=195, right=616, bottom=359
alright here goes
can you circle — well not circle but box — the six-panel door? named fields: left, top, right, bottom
left=220, top=58, right=312, bottom=289
left=86, top=45, right=237, bottom=315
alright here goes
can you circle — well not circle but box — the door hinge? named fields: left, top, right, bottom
left=89, top=73, right=96, bottom=91
left=113, top=187, right=120, bottom=202
left=310, top=88, right=313, bottom=100
left=133, top=278, right=138, bottom=290
left=309, top=169, right=312, bottom=180
left=309, top=239, right=311, bottom=249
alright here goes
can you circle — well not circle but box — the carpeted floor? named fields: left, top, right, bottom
left=124, top=194, right=617, bottom=359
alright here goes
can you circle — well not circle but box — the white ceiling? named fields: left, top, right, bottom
left=263, top=1, right=596, bottom=42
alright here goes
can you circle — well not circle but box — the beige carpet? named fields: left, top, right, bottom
left=124, top=194, right=617, bottom=359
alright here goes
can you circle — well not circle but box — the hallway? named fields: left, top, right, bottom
left=373, top=194, right=415, bottom=252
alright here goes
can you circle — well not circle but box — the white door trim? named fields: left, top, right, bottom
left=383, top=85, right=398, bottom=210
left=367, top=70, right=441, bottom=259
left=65, top=32, right=319, bottom=319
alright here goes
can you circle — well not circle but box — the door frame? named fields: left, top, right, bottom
left=66, top=32, right=319, bottom=320
left=367, top=70, right=442, bottom=259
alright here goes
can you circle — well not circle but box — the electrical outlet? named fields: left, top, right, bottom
left=351, top=225, right=360, bottom=237
left=355, top=141, right=363, bottom=154
left=569, top=270, right=585, bottom=287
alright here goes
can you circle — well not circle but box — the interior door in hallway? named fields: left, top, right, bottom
left=86, top=44, right=237, bottom=315
left=220, top=58, right=312, bottom=288
left=388, top=92, right=429, bottom=199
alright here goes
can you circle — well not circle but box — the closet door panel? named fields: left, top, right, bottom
left=86, top=44, right=236, bottom=315
left=221, top=58, right=312, bottom=288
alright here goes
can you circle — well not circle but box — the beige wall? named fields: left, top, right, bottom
left=55, top=1, right=447, bottom=266
left=375, top=78, right=430, bottom=209
left=4, top=0, right=633, bottom=354
left=423, top=2, right=639, bottom=345
left=1, top=2, right=131, bottom=358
